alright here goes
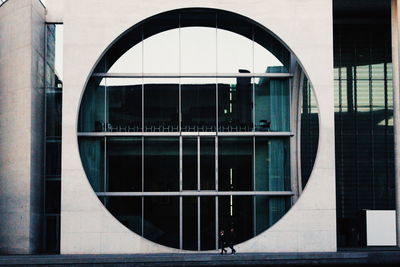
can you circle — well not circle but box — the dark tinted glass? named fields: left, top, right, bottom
left=183, top=196, right=198, bottom=250
left=200, top=138, right=215, bottom=190
left=334, top=22, right=394, bottom=247
left=45, top=180, right=61, bottom=213
left=144, top=137, right=179, bottom=191
left=218, top=196, right=253, bottom=244
left=255, top=137, right=290, bottom=191
left=78, top=77, right=105, bottom=132
left=106, top=79, right=142, bottom=132
left=255, top=196, right=291, bottom=235
left=183, top=138, right=197, bottom=190
left=218, top=77, right=253, bottom=132
left=254, top=76, right=290, bottom=132
left=144, top=79, right=179, bottom=132
left=107, top=137, right=142, bottom=192
left=45, top=139, right=61, bottom=178
left=78, top=137, right=105, bottom=192
left=218, top=137, right=253, bottom=191
left=102, top=197, right=142, bottom=236
left=181, top=79, right=216, bottom=132
left=144, top=196, right=179, bottom=248
left=200, top=196, right=216, bottom=250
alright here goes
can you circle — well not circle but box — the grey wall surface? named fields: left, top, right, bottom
left=0, top=0, right=45, bottom=254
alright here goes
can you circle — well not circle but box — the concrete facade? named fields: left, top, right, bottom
left=46, top=0, right=337, bottom=254
left=0, top=0, right=46, bottom=254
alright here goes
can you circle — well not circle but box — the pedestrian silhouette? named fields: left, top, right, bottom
left=219, top=230, right=227, bottom=254
left=227, top=227, right=236, bottom=255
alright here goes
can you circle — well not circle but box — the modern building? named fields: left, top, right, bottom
left=0, top=0, right=398, bottom=255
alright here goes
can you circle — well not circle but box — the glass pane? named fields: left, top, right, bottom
left=106, top=78, right=142, bottom=132
left=183, top=197, right=198, bottom=250
left=143, top=13, right=178, bottom=73
left=181, top=20, right=216, bottom=73
left=183, top=137, right=198, bottom=190
left=255, top=196, right=290, bottom=235
left=45, top=180, right=61, bottom=213
left=144, top=19, right=179, bottom=73
left=218, top=137, right=253, bottom=191
left=106, top=137, right=142, bottom=192
left=46, top=89, right=62, bottom=137
left=45, top=139, right=61, bottom=178
left=255, top=138, right=290, bottom=191
left=200, top=137, right=215, bottom=190
left=218, top=77, right=253, bottom=132
left=181, top=78, right=216, bottom=132
left=301, top=78, right=319, bottom=188
left=102, top=197, right=142, bottom=236
left=144, top=196, right=179, bottom=248
left=44, top=215, right=60, bottom=253
left=253, top=26, right=289, bottom=73
left=371, top=63, right=385, bottom=80
left=144, top=78, right=179, bottom=132
left=254, top=77, right=290, bottom=132
left=106, top=27, right=143, bottom=73
left=218, top=196, right=254, bottom=245
left=78, top=77, right=105, bottom=132
left=78, top=137, right=105, bottom=192
left=217, top=29, right=252, bottom=73
left=200, top=196, right=216, bottom=250
left=144, top=137, right=179, bottom=191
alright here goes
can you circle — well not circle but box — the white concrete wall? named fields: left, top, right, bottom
left=0, top=0, right=45, bottom=254
left=58, top=0, right=336, bottom=253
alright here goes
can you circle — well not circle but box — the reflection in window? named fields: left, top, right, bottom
left=107, top=78, right=142, bottom=132
left=181, top=78, right=216, bottom=131
left=78, top=78, right=105, bottom=132
left=255, top=69, right=290, bottom=132
left=144, top=79, right=179, bottom=132
left=255, top=196, right=291, bottom=235
left=218, top=76, right=253, bottom=132
left=78, top=137, right=105, bottom=192
left=255, top=138, right=290, bottom=191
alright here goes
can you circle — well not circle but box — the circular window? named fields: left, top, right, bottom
left=78, top=9, right=318, bottom=250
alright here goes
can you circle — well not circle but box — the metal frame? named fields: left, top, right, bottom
left=92, top=72, right=293, bottom=78
left=97, top=191, right=294, bottom=197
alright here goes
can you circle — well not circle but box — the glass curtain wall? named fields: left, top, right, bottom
left=333, top=21, right=394, bottom=247
left=78, top=9, right=295, bottom=250
left=44, top=24, right=63, bottom=253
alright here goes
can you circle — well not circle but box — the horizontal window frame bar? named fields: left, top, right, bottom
left=96, top=191, right=294, bottom=197
left=78, top=132, right=294, bottom=137
left=92, top=73, right=293, bottom=78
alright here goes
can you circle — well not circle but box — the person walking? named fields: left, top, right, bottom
left=227, top=227, right=236, bottom=255
left=219, top=230, right=227, bottom=254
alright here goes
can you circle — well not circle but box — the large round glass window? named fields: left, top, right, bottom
left=78, top=9, right=319, bottom=250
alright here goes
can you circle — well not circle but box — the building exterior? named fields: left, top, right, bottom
left=0, top=0, right=397, bottom=255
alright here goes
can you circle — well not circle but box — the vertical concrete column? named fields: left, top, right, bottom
left=391, top=0, right=400, bottom=248
left=0, top=0, right=46, bottom=254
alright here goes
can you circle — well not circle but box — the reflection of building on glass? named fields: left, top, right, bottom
left=77, top=8, right=314, bottom=251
